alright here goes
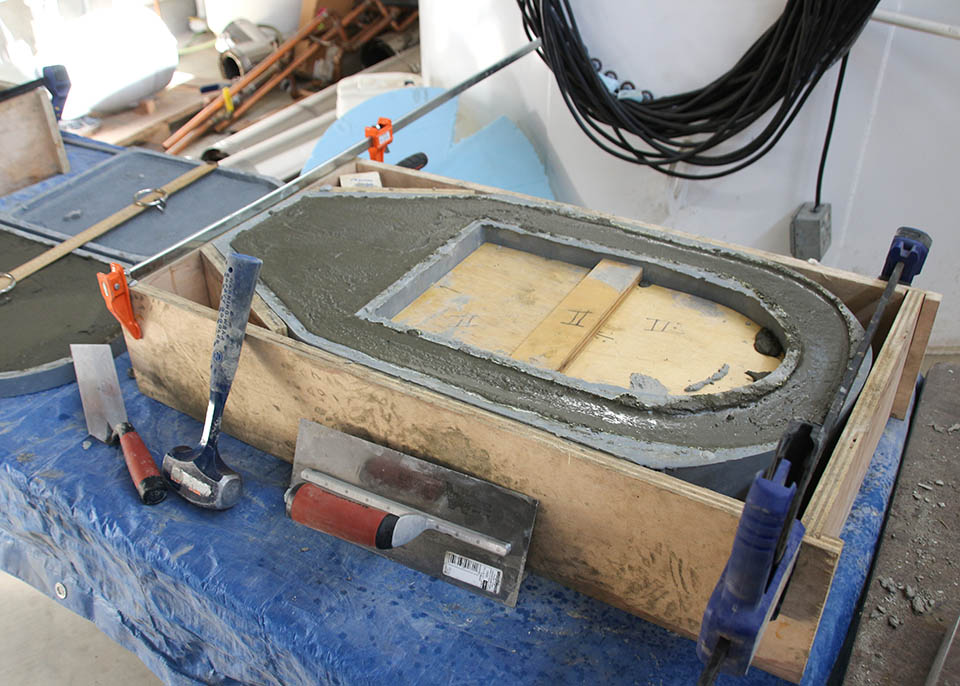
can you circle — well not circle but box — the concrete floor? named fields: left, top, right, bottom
left=0, top=572, right=161, bottom=685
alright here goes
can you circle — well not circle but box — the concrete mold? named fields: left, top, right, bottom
left=0, top=231, right=122, bottom=396
left=221, top=191, right=866, bottom=495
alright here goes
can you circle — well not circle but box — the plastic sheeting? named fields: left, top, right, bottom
left=0, top=353, right=913, bottom=685
left=302, top=88, right=555, bottom=200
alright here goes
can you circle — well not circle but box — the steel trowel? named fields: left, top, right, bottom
left=285, top=419, right=538, bottom=606
left=71, top=343, right=166, bottom=505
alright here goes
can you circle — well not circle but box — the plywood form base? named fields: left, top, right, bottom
left=125, top=162, right=940, bottom=683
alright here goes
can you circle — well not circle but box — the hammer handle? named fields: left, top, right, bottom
left=210, top=253, right=262, bottom=396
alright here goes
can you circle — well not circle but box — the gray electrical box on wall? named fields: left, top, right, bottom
left=791, top=201, right=832, bottom=260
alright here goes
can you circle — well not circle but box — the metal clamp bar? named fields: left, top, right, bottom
left=130, top=38, right=542, bottom=281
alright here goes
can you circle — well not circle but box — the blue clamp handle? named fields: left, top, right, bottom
left=41, top=65, right=71, bottom=120
left=696, top=460, right=806, bottom=677
left=0, top=64, right=70, bottom=121
left=880, top=226, right=931, bottom=286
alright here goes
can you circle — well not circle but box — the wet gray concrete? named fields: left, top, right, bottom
left=0, top=231, right=120, bottom=373
left=229, top=192, right=862, bottom=479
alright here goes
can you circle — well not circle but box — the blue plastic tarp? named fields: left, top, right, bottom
left=0, top=352, right=914, bottom=685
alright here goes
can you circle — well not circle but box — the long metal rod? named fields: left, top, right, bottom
left=130, top=38, right=542, bottom=280
left=872, top=9, right=960, bottom=41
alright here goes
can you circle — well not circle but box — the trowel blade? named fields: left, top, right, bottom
left=291, top=418, right=538, bottom=606
left=71, top=344, right=126, bottom=443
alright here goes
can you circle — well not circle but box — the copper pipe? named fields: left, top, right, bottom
left=215, top=42, right=323, bottom=132
left=370, top=0, right=409, bottom=35
left=166, top=126, right=207, bottom=156
left=163, top=11, right=329, bottom=150
left=211, top=7, right=364, bottom=135
left=372, top=0, right=390, bottom=19
left=345, top=8, right=398, bottom=51
left=341, top=0, right=374, bottom=26
left=393, top=10, right=419, bottom=33
left=370, top=0, right=417, bottom=33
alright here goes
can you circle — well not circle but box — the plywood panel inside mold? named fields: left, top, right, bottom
left=393, top=242, right=781, bottom=394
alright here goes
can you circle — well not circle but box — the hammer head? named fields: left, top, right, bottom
left=162, top=444, right=242, bottom=510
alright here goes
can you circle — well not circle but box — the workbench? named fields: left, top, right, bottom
left=0, top=352, right=914, bottom=685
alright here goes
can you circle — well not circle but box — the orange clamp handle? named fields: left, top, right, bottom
left=98, top=263, right=142, bottom=340
left=365, top=117, right=393, bottom=162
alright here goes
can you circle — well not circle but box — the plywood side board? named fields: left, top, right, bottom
left=198, top=245, right=288, bottom=335
left=357, top=159, right=487, bottom=191
left=126, top=281, right=843, bottom=682
left=137, top=247, right=287, bottom=335
left=138, top=248, right=209, bottom=304
left=804, top=290, right=924, bottom=538
left=0, top=87, right=69, bottom=196
left=891, top=292, right=941, bottom=419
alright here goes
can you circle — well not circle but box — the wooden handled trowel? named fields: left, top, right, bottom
left=285, top=419, right=538, bottom=606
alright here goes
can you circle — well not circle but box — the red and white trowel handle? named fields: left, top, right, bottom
left=287, top=482, right=400, bottom=549
left=285, top=470, right=511, bottom=556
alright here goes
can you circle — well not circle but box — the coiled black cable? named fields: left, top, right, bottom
left=517, top=0, right=880, bottom=180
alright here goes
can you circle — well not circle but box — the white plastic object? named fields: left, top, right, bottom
left=202, top=0, right=302, bottom=36
left=336, top=72, right=424, bottom=119
left=33, top=7, right=177, bottom=119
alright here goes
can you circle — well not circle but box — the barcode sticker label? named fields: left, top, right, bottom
left=442, top=551, right=502, bottom=595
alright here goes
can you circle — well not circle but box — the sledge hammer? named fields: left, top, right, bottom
left=163, top=252, right=261, bottom=509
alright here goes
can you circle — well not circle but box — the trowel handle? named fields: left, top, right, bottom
left=116, top=422, right=166, bottom=505
left=287, top=482, right=399, bottom=550
left=210, top=252, right=262, bottom=396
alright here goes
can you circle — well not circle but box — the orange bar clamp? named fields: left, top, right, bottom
left=98, top=263, right=142, bottom=340
left=365, top=117, right=393, bottom=162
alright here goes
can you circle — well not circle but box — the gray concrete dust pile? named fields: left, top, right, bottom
left=222, top=191, right=865, bottom=496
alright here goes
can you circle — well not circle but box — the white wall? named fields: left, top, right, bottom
left=421, top=0, right=959, bottom=350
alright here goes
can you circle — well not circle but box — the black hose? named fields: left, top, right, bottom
left=517, top=0, right=880, bottom=179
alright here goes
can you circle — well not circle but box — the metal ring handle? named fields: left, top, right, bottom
left=134, top=187, right=168, bottom=209
left=0, top=272, right=15, bottom=295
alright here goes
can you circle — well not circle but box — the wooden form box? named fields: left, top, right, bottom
left=125, top=160, right=940, bottom=682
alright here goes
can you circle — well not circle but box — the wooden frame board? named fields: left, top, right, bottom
left=0, top=87, right=69, bottom=196
left=125, top=161, right=939, bottom=682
